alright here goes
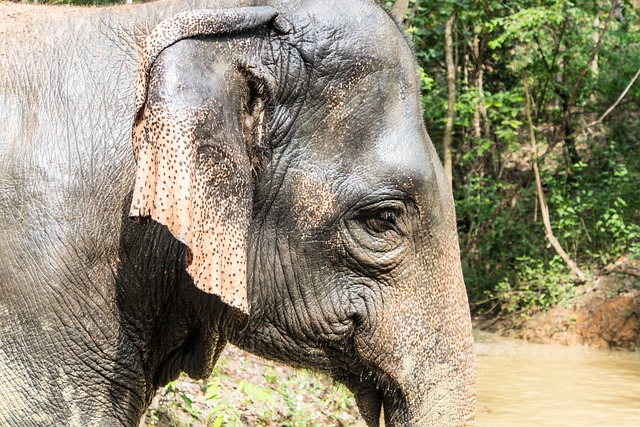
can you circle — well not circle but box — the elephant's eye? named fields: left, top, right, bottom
left=364, top=209, right=402, bottom=235
left=343, top=199, right=410, bottom=271
left=355, top=201, right=408, bottom=238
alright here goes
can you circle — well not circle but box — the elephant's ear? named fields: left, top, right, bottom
left=129, top=8, right=280, bottom=314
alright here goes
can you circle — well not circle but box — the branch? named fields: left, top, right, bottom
left=534, top=34, right=551, bottom=73
left=406, top=0, right=420, bottom=24
left=578, top=65, right=640, bottom=134
left=523, top=72, right=586, bottom=283
left=442, top=11, right=457, bottom=185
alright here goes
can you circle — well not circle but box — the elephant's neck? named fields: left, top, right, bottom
left=115, top=218, right=231, bottom=410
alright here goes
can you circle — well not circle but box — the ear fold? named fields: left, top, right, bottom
left=129, top=8, right=279, bottom=314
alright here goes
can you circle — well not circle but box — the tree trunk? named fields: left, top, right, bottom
left=443, top=12, right=456, bottom=185
left=470, top=30, right=480, bottom=140
left=471, top=29, right=493, bottom=175
left=592, top=11, right=601, bottom=76
left=390, top=0, right=410, bottom=23
left=590, top=10, right=601, bottom=103
left=477, top=66, right=491, bottom=139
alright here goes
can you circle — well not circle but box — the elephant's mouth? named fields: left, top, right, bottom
left=339, top=369, right=410, bottom=426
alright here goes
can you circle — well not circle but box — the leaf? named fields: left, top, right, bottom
left=238, top=380, right=274, bottom=405
left=212, top=414, right=225, bottom=427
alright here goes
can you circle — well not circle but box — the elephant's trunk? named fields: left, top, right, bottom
left=356, top=292, right=476, bottom=426
left=390, top=308, right=476, bottom=426
left=402, top=278, right=475, bottom=424
left=347, top=206, right=477, bottom=426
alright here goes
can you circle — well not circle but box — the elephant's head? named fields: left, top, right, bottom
left=129, top=1, right=475, bottom=425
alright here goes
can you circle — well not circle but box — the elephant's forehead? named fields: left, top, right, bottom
left=300, top=65, right=430, bottom=178
left=282, top=2, right=423, bottom=151
left=267, top=0, right=435, bottom=228
left=279, top=0, right=414, bottom=72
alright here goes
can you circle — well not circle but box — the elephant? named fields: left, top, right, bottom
left=0, top=0, right=476, bottom=425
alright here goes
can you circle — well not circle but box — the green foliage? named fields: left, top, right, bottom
left=546, top=156, right=640, bottom=264
left=159, top=379, right=202, bottom=421
left=147, top=352, right=357, bottom=426
left=493, top=255, right=576, bottom=315
left=409, top=0, right=640, bottom=316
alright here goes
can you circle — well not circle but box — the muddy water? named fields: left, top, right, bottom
left=475, top=330, right=640, bottom=426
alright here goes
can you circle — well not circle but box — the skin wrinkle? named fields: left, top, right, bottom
left=286, top=236, right=312, bottom=335
left=272, top=237, right=297, bottom=344
left=301, top=242, right=340, bottom=343
left=278, top=235, right=308, bottom=341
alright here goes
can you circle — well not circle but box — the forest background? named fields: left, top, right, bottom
left=391, top=0, right=640, bottom=320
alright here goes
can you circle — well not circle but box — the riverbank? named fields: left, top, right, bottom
left=475, top=256, right=640, bottom=351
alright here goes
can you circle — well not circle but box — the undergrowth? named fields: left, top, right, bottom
left=145, top=347, right=359, bottom=427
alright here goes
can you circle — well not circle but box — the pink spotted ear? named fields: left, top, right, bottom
left=129, top=8, right=278, bottom=314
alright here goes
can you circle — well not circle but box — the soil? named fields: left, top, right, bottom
left=475, top=256, right=640, bottom=351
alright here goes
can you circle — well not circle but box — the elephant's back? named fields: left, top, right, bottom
left=0, top=4, right=140, bottom=299
left=0, top=4, right=139, bottom=178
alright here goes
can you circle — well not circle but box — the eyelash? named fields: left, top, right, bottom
left=378, top=210, right=398, bottom=224
left=363, top=208, right=402, bottom=234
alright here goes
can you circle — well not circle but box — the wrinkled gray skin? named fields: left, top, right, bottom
left=0, top=0, right=475, bottom=425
